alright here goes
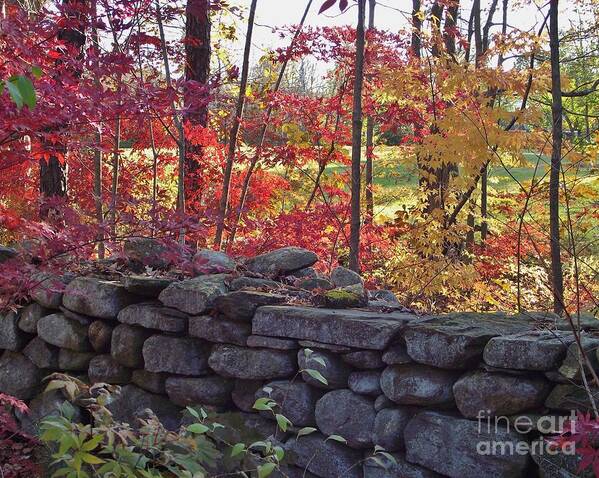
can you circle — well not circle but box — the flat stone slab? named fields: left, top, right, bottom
left=158, top=274, right=228, bottom=315
left=403, top=313, right=536, bottom=369
left=63, top=277, right=139, bottom=319
left=120, top=275, right=174, bottom=298
left=253, top=306, right=416, bottom=350
left=118, top=303, right=188, bottom=333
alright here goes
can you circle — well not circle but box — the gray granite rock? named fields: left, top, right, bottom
left=214, top=290, right=286, bottom=321
left=0, top=310, right=29, bottom=351
left=208, top=344, right=296, bottom=380
left=229, top=276, right=279, bottom=291
left=17, top=390, right=82, bottom=436
left=88, top=320, right=114, bottom=353
left=111, top=324, right=152, bottom=368
left=322, top=284, right=368, bottom=309
left=0, top=351, right=42, bottom=399
left=30, top=273, right=70, bottom=309
left=166, top=376, right=234, bottom=407
left=63, top=277, right=139, bottom=319
left=253, top=306, right=415, bottom=350
left=247, top=335, right=299, bottom=350
left=256, top=380, right=323, bottom=426
left=298, top=340, right=352, bottom=353
left=88, top=355, right=132, bottom=383
left=298, top=348, right=353, bottom=389
left=121, top=275, right=174, bottom=298
left=453, top=371, right=552, bottom=418
left=404, top=312, right=535, bottom=369
left=315, top=389, right=375, bottom=448
left=343, top=350, right=384, bottom=369
left=382, top=343, right=413, bottom=365
left=189, top=315, right=250, bottom=346
left=363, top=452, right=442, bottom=478
left=123, top=237, right=172, bottom=270
left=380, top=364, right=459, bottom=406
left=373, top=407, right=416, bottom=451
left=23, top=337, right=59, bottom=369
left=297, top=277, right=334, bottom=291
left=158, top=274, right=228, bottom=315
left=131, top=369, right=168, bottom=394
left=558, top=337, right=599, bottom=381
left=246, top=247, right=318, bottom=276
left=404, top=411, right=530, bottom=478
left=545, top=384, right=599, bottom=412
left=118, top=302, right=188, bottom=333
left=368, top=290, right=401, bottom=305
left=232, top=379, right=265, bottom=412
left=331, top=266, right=363, bottom=287
left=348, top=371, right=382, bottom=396
left=285, top=432, right=363, bottom=478
left=374, top=394, right=394, bottom=412
left=484, top=331, right=574, bottom=371
left=58, top=349, right=96, bottom=371
left=107, top=384, right=181, bottom=430
left=18, top=303, right=50, bottom=334
left=143, top=336, right=209, bottom=375
left=193, top=249, right=236, bottom=274
left=37, top=313, right=90, bottom=351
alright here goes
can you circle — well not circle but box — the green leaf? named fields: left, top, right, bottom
left=253, top=397, right=275, bottom=411
left=32, top=66, right=43, bottom=79
left=311, top=356, right=327, bottom=367
left=274, top=445, right=285, bottom=462
left=275, top=414, right=292, bottom=432
left=5, top=79, right=23, bottom=108
left=297, top=427, right=317, bottom=438
left=15, top=75, right=35, bottom=109
left=326, top=434, right=347, bottom=444
left=230, top=443, right=245, bottom=458
left=305, top=368, right=328, bottom=385
left=187, top=423, right=210, bottom=434
left=186, top=406, right=200, bottom=419
left=257, top=462, right=276, bottom=478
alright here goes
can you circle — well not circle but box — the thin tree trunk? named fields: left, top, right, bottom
left=349, top=0, right=366, bottom=272
left=184, top=0, right=211, bottom=212
left=411, top=0, right=421, bottom=58
left=549, top=0, right=565, bottom=315
left=214, top=0, right=258, bottom=249
left=226, top=0, right=313, bottom=248
left=110, top=112, right=121, bottom=239
left=364, top=0, right=376, bottom=224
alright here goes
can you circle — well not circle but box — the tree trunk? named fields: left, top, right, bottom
left=214, top=0, right=258, bottom=249
left=184, top=0, right=211, bottom=212
left=549, top=0, right=565, bottom=315
left=411, top=0, right=421, bottom=58
left=364, top=0, right=376, bottom=224
left=349, top=0, right=366, bottom=273
left=40, top=0, right=87, bottom=216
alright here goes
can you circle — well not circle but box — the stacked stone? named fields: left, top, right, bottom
left=1, top=243, right=598, bottom=478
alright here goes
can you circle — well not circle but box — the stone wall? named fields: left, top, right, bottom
left=0, top=244, right=596, bottom=478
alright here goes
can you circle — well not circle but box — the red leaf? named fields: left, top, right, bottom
left=339, top=0, right=348, bottom=11
left=319, top=0, right=337, bottom=14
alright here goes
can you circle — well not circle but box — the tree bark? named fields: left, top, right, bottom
left=349, top=0, right=366, bottom=272
left=91, top=0, right=103, bottom=258
left=411, top=0, right=421, bottom=58
left=184, top=0, right=211, bottom=212
left=549, top=0, right=565, bottom=315
left=214, top=0, right=258, bottom=249
left=364, top=0, right=376, bottom=224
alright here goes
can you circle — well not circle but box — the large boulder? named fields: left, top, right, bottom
left=322, top=284, right=368, bottom=309
left=229, top=276, right=279, bottom=291
left=193, top=249, right=236, bottom=275
left=208, top=345, right=296, bottom=380
left=30, top=273, right=70, bottom=309
left=246, top=247, right=318, bottom=277
left=88, top=320, right=114, bottom=353
left=285, top=432, right=363, bottom=478
left=483, top=331, right=574, bottom=371
left=0, top=310, right=29, bottom=351
left=298, top=348, right=352, bottom=390
left=404, top=411, right=530, bottom=478
left=166, top=376, right=233, bottom=407
left=453, top=371, right=552, bottom=418
left=23, top=337, right=59, bottom=369
left=403, top=313, right=535, bottom=369
left=111, top=324, right=152, bottom=368
left=0, top=352, right=42, bottom=399
left=143, top=336, right=209, bottom=375
left=63, top=277, right=138, bottom=319
left=17, top=390, right=82, bottom=436
left=120, top=275, right=174, bottom=298
left=373, top=407, right=416, bottom=451
left=545, top=384, right=599, bottom=412
left=232, top=379, right=265, bottom=412
left=253, top=306, right=415, bottom=350
left=247, top=335, right=299, bottom=350
left=255, top=380, right=323, bottom=427
left=88, top=355, right=132, bottom=384
left=123, top=237, right=172, bottom=270
left=382, top=342, right=412, bottom=365
left=18, top=303, right=50, bottom=334
left=330, top=266, right=363, bottom=287
left=37, top=313, right=90, bottom=351
left=188, top=315, right=250, bottom=346
left=132, top=370, right=167, bottom=395
left=58, top=349, right=96, bottom=371
left=343, top=350, right=384, bottom=370
left=315, top=389, right=375, bottom=448
left=380, top=364, right=459, bottom=406
left=348, top=371, right=382, bottom=396
left=118, top=302, right=188, bottom=333
left=214, top=291, right=286, bottom=321
left=363, top=453, right=442, bottom=478
left=107, top=384, right=181, bottom=430
left=158, top=274, right=228, bottom=315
